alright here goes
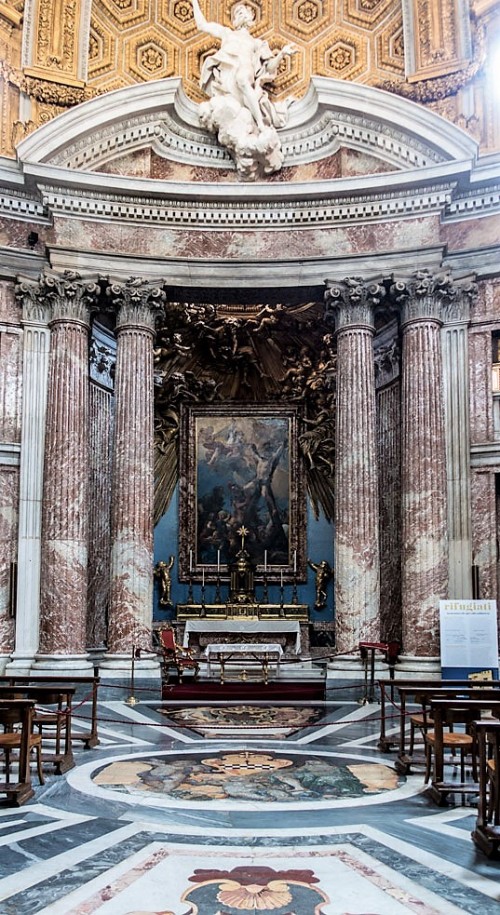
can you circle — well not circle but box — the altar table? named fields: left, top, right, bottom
left=182, top=619, right=301, bottom=653
left=205, top=642, right=283, bottom=684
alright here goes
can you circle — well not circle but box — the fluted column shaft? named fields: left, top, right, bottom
left=326, top=280, right=382, bottom=653
left=38, top=274, right=98, bottom=666
left=400, top=280, right=449, bottom=657
left=106, top=283, right=164, bottom=658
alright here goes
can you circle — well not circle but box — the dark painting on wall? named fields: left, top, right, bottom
left=179, top=404, right=305, bottom=580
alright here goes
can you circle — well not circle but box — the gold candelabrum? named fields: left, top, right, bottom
left=179, top=526, right=309, bottom=620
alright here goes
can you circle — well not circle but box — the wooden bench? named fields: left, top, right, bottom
left=0, top=673, right=99, bottom=749
left=0, top=700, right=40, bottom=806
left=472, top=719, right=500, bottom=857
left=0, top=685, right=76, bottom=774
left=426, top=697, right=500, bottom=805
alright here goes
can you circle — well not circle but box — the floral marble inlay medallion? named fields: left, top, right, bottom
left=94, top=751, right=402, bottom=802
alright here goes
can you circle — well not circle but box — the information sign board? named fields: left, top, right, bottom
left=439, top=599, right=499, bottom=679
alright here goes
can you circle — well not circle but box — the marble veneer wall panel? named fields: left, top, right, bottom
left=0, top=469, right=17, bottom=655
left=468, top=292, right=499, bottom=606
left=87, top=383, right=113, bottom=649
left=377, top=381, right=402, bottom=644
left=469, top=327, right=494, bottom=444
left=470, top=470, right=498, bottom=603
left=0, top=280, right=22, bottom=450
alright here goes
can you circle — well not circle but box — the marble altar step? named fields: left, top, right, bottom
left=161, top=678, right=326, bottom=702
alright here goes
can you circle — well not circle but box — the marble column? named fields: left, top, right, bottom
left=398, top=270, right=451, bottom=663
left=7, top=282, right=50, bottom=673
left=103, top=280, right=165, bottom=669
left=35, top=273, right=99, bottom=671
left=325, top=278, right=382, bottom=653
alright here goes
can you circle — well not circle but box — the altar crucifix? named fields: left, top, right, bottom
left=237, top=525, right=248, bottom=550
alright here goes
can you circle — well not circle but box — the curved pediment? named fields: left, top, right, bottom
left=16, top=76, right=477, bottom=184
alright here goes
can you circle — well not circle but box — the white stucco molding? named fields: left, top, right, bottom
left=471, top=442, right=500, bottom=468
left=6, top=76, right=500, bottom=232
left=0, top=247, right=48, bottom=279
left=16, top=77, right=478, bottom=173
left=0, top=443, right=21, bottom=467
left=47, top=244, right=446, bottom=288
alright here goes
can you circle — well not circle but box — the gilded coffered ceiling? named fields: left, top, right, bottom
left=87, top=0, right=405, bottom=100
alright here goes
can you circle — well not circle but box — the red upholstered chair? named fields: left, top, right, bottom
left=157, top=627, right=199, bottom=682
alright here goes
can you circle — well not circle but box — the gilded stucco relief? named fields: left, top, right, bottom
left=0, top=0, right=23, bottom=157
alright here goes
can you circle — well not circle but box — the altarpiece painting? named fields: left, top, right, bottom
left=179, top=404, right=304, bottom=579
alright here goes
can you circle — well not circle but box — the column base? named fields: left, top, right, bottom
left=99, top=653, right=160, bottom=672
left=32, top=654, right=94, bottom=674
left=395, top=655, right=441, bottom=678
left=327, top=654, right=364, bottom=679
left=4, top=652, right=38, bottom=676
left=0, top=653, right=13, bottom=675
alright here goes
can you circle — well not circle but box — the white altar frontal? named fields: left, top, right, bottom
left=182, top=619, right=302, bottom=653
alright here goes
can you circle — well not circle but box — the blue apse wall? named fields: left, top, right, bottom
left=153, top=487, right=334, bottom=623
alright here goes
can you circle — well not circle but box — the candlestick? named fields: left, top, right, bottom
left=293, top=550, right=297, bottom=573
left=200, top=565, right=206, bottom=616
left=189, top=549, right=193, bottom=572
left=217, top=549, right=220, bottom=573
left=280, top=569, right=283, bottom=588
left=264, top=550, right=267, bottom=572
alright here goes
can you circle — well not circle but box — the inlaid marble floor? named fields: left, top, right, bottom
left=1, top=682, right=500, bottom=914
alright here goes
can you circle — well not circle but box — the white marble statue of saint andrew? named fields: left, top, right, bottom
left=191, top=0, right=296, bottom=180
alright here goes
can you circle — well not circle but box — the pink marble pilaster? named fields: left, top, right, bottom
left=325, top=279, right=382, bottom=653
left=399, top=272, right=450, bottom=657
left=38, top=274, right=99, bottom=666
left=106, top=281, right=165, bottom=660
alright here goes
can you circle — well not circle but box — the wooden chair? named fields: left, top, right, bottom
left=472, top=720, right=500, bottom=857
left=423, top=700, right=486, bottom=806
left=31, top=687, right=75, bottom=774
left=0, top=701, right=44, bottom=805
left=424, top=703, right=477, bottom=786
left=156, top=626, right=199, bottom=682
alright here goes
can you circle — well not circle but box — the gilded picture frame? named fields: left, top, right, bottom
left=179, top=404, right=305, bottom=580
